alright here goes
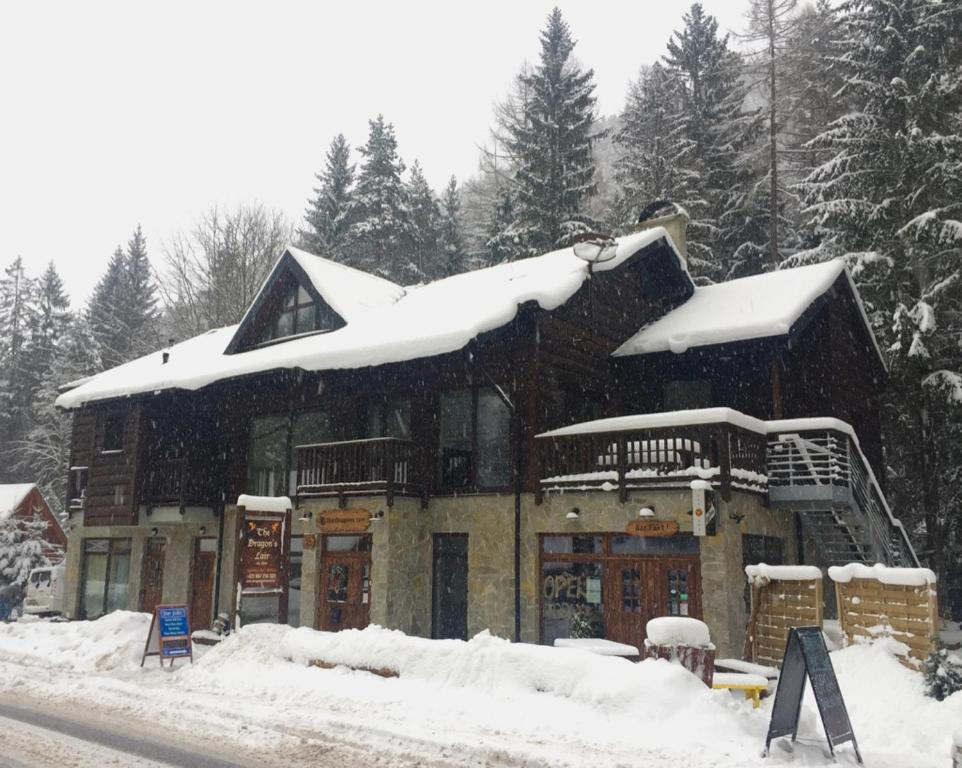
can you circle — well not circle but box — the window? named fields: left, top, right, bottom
left=69, top=466, right=88, bottom=504
left=247, top=416, right=288, bottom=497
left=258, top=281, right=341, bottom=345
left=663, top=380, right=712, bottom=411
left=288, top=410, right=332, bottom=494
left=367, top=397, right=412, bottom=439
left=80, top=538, right=131, bottom=619
left=102, top=414, right=125, bottom=452
left=439, top=386, right=511, bottom=489
left=541, top=560, right=605, bottom=645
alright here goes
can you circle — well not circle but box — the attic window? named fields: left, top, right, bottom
left=260, top=283, right=339, bottom=344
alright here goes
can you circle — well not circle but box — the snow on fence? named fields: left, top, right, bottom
left=829, top=564, right=939, bottom=666
left=744, top=565, right=823, bottom=667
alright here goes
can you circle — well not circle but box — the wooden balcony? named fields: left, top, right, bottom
left=538, top=416, right=768, bottom=503
left=142, top=457, right=216, bottom=510
left=295, top=437, right=427, bottom=507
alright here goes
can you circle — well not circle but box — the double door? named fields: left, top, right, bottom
left=604, top=557, right=701, bottom=649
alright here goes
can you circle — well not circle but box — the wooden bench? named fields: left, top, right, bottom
left=711, top=672, right=769, bottom=709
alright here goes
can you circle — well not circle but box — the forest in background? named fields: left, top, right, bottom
left=0, top=1, right=959, bottom=589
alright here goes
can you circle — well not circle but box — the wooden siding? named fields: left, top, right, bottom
left=75, top=402, right=143, bottom=526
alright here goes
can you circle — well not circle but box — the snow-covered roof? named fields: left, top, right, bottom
left=0, top=484, right=35, bottom=521
left=57, top=228, right=683, bottom=409
left=613, top=260, right=884, bottom=367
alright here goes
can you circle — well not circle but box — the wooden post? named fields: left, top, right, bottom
left=616, top=434, right=628, bottom=503
left=385, top=439, right=395, bottom=508
left=718, top=426, right=732, bottom=502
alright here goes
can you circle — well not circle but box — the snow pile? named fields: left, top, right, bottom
left=279, top=625, right=709, bottom=713
left=57, top=229, right=682, bottom=408
left=828, top=563, right=937, bottom=586
left=236, top=494, right=292, bottom=513
left=645, top=617, right=712, bottom=648
left=0, top=611, right=150, bottom=672
left=745, top=564, right=823, bottom=584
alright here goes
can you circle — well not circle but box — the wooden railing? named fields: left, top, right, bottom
left=539, top=422, right=768, bottom=502
left=296, top=437, right=426, bottom=506
left=142, top=457, right=213, bottom=509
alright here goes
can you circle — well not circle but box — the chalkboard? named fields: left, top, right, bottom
left=141, top=604, right=193, bottom=667
left=764, top=627, right=861, bottom=764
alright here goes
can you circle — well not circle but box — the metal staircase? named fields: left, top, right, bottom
left=767, top=426, right=918, bottom=567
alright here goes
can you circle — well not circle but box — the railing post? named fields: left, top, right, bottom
left=386, top=439, right=395, bottom=508
left=718, top=426, right=732, bottom=502
left=616, top=434, right=628, bottom=503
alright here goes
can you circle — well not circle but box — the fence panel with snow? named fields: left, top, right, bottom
left=744, top=565, right=823, bottom=667
left=829, top=564, right=938, bottom=666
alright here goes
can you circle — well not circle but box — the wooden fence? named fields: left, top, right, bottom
left=744, top=566, right=824, bottom=667
left=829, top=565, right=939, bottom=666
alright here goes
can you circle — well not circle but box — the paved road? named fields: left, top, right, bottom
left=0, top=701, right=254, bottom=768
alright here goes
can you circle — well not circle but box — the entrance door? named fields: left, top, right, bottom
left=318, top=535, right=371, bottom=631
left=604, top=556, right=701, bottom=648
left=432, top=534, right=468, bottom=640
left=189, top=538, right=217, bottom=631
left=139, top=537, right=166, bottom=614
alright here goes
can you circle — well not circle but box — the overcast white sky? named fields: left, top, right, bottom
left=0, top=1, right=745, bottom=306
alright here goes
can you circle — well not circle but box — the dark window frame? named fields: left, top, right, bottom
left=437, top=384, right=513, bottom=493
left=79, top=537, right=132, bottom=619
left=101, top=413, right=125, bottom=453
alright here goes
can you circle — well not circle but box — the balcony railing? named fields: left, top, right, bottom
left=537, top=413, right=769, bottom=502
left=142, top=457, right=214, bottom=509
left=295, top=437, right=426, bottom=506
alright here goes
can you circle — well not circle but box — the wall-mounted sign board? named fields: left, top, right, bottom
left=240, top=517, right=284, bottom=589
left=141, top=604, right=192, bottom=667
left=764, top=626, right=862, bottom=763
left=625, top=520, right=679, bottom=537
left=318, top=509, right=370, bottom=533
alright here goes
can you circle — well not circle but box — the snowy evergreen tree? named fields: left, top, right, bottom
left=485, top=187, right=521, bottom=264
left=121, top=225, right=159, bottom=360
left=0, top=510, right=57, bottom=588
left=346, top=115, right=415, bottom=282
left=437, top=176, right=466, bottom=277
left=799, top=0, right=962, bottom=587
left=662, top=3, right=763, bottom=281
left=298, top=133, right=356, bottom=258
left=614, top=63, right=684, bottom=228
left=497, top=8, right=599, bottom=255
left=406, top=161, right=440, bottom=281
left=87, top=247, right=127, bottom=369
left=0, top=258, right=37, bottom=481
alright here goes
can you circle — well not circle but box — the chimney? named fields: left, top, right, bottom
left=634, top=200, right=689, bottom=263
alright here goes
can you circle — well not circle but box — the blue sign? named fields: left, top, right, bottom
left=158, top=606, right=190, bottom=639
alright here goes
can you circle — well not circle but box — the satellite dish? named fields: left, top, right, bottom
left=572, top=234, right=618, bottom=267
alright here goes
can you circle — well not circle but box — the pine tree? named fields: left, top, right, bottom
left=87, top=247, right=127, bottom=369
left=121, top=224, right=159, bottom=360
left=406, top=161, right=440, bottom=281
left=0, top=258, right=37, bottom=481
left=0, top=510, right=57, bottom=588
left=299, top=133, right=356, bottom=258
left=662, top=3, right=763, bottom=281
left=498, top=8, right=599, bottom=255
left=437, top=176, right=466, bottom=277
left=799, top=0, right=962, bottom=586
left=346, top=115, right=414, bottom=282
left=485, top=187, right=521, bottom=264
left=614, top=63, right=684, bottom=228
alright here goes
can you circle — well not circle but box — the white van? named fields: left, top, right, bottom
left=23, top=564, right=65, bottom=617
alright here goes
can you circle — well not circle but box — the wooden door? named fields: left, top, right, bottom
left=139, top=537, right=166, bottom=614
left=318, top=546, right=371, bottom=632
left=189, top=538, right=217, bottom=631
left=604, top=556, right=701, bottom=649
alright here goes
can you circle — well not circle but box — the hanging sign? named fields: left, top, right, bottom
left=625, top=520, right=679, bottom=537
left=691, top=484, right=707, bottom=536
left=317, top=509, right=370, bottom=533
left=241, top=517, right=283, bottom=589
left=141, top=604, right=192, bottom=667
left=764, top=626, right=862, bottom=763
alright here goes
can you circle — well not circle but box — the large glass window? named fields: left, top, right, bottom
left=439, top=386, right=511, bottom=489
left=247, top=416, right=288, bottom=497
left=541, top=560, right=605, bottom=645
left=367, top=397, right=412, bottom=439
left=289, top=411, right=332, bottom=494
left=258, top=281, right=341, bottom=345
left=80, top=539, right=131, bottom=619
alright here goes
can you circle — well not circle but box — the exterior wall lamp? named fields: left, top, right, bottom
left=566, top=507, right=580, bottom=520
left=298, top=509, right=313, bottom=522
left=370, top=509, right=385, bottom=522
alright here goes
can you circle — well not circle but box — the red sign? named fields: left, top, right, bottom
left=241, top=518, right=283, bottom=589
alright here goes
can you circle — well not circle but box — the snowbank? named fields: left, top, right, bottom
left=236, top=494, right=292, bottom=513
left=745, top=564, right=823, bottom=584
left=645, top=617, right=712, bottom=648
left=828, top=563, right=937, bottom=586
left=0, top=611, right=150, bottom=672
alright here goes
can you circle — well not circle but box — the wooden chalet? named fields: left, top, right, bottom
left=55, top=210, right=916, bottom=656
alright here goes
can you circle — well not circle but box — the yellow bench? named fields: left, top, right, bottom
left=711, top=672, right=769, bottom=709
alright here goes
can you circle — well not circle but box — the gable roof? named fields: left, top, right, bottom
left=613, top=259, right=886, bottom=368
left=0, top=484, right=36, bottom=521
left=56, top=228, right=686, bottom=409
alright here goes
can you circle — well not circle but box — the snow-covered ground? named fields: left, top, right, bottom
left=0, top=613, right=960, bottom=768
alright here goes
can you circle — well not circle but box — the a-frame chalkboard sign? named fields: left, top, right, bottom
left=764, top=626, right=862, bottom=764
